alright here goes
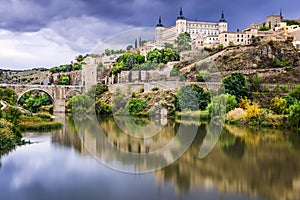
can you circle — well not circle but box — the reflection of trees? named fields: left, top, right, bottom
left=288, top=133, right=300, bottom=153
left=219, top=128, right=245, bottom=160
left=156, top=125, right=300, bottom=200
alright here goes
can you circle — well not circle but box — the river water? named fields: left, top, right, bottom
left=0, top=116, right=300, bottom=200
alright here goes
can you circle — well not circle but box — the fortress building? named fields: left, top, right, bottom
left=155, top=7, right=228, bottom=44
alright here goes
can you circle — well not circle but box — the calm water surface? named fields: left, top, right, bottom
left=1, top=116, right=300, bottom=200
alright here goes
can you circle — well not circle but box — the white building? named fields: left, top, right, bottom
left=155, top=7, right=228, bottom=43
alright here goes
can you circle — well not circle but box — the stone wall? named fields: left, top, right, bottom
left=52, top=70, right=82, bottom=85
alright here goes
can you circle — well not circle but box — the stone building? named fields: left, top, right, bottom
left=155, top=7, right=228, bottom=43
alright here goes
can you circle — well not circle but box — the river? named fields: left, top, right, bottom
left=0, top=115, right=300, bottom=200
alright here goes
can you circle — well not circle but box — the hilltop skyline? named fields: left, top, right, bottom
left=0, top=0, right=299, bottom=69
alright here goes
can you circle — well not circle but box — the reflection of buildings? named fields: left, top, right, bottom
left=52, top=117, right=300, bottom=200
left=155, top=126, right=300, bottom=200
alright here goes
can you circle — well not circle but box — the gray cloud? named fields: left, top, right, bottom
left=0, top=0, right=299, bottom=69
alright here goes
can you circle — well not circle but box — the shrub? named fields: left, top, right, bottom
left=152, top=87, right=159, bottom=91
left=239, top=97, right=251, bottom=110
left=285, top=66, right=293, bottom=71
left=270, top=97, right=287, bottom=114
left=250, top=75, right=262, bottom=92
left=282, top=96, right=298, bottom=109
left=281, top=86, right=289, bottom=93
left=197, top=71, right=211, bottom=82
left=245, top=102, right=261, bottom=119
left=4, top=107, right=21, bottom=125
left=225, top=94, right=238, bottom=113
left=274, top=85, right=281, bottom=94
left=289, top=84, right=300, bottom=100
left=126, top=98, right=147, bottom=115
left=95, top=102, right=112, bottom=116
left=289, top=102, right=300, bottom=130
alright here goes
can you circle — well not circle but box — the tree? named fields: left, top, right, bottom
left=134, top=39, right=138, bottom=49
left=289, top=102, right=300, bottom=130
left=289, top=84, right=300, bottom=100
left=4, top=107, right=21, bottom=125
left=57, top=75, right=70, bottom=85
left=258, top=25, right=271, bottom=31
left=0, top=88, right=18, bottom=105
left=126, top=98, right=147, bottom=115
left=104, top=49, right=111, bottom=56
left=250, top=75, right=262, bottom=92
left=126, top=45, right=134, bottom=52
left=176, top=84, right=210, bottom=111
left=75, top=55, right=84, bottom=62
left=175, top=32, right=191, bottom=52
left=223, top=73, right=249, bottom=100
left=87, top=84, right=109, bottom=99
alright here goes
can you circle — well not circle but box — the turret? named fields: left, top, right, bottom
left=218, top=10, right=228, bottom=33
left=155, top=16, right=165, bottom=43
left=176, top=6, right=187, bottom=34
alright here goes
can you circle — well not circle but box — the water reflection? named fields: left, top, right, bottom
left=54, top=117, right=300, bottom=200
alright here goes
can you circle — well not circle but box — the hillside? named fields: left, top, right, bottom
left=179, top=41, right=300, bottom=84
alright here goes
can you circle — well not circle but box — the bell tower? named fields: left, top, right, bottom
left=218, top=10, right=228, bottom=33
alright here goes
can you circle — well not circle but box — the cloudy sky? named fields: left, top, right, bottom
left=0, top=0, right=299, bottom=70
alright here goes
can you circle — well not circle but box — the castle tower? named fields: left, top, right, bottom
left=176, top=6, right=187, bottom=35
left=280, top=9, right=283, bottom=20
left=218, top=10, right=228, bottom=33
left=82, top=57, right=97, bottom=93
left=155, top=16, right=165, bottom=43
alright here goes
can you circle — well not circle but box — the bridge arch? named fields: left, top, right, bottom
left=65, top=89, right=82, bottom=100
left=17, top=88, right=55, bottom=104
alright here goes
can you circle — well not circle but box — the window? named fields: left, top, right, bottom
left=237, top=39, right=239, bottom=42
left=241, top=39, right=244, bottom=42
left=225, top=39, right=227, bottom=42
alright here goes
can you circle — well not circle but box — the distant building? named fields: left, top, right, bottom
left=155, top=7, right=228, bottom=43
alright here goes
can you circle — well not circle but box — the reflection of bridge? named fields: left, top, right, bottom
left=0, top=84, right=84, bottom=113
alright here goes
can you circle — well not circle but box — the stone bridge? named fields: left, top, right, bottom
left=0, top=84, right=84, bottom=113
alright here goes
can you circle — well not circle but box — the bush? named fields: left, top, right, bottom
left=239, top=97, right=251, bottom=109
left=197, top=71, right=211, bottom=82
left=4, top=107, right=21, bottom=125
left=289, top=84, right=300, bottom=100
left=282, top=96, right=298, bottom=109
left=95, top=102, right=112, bottom=116
left=250, top=75, right=262, bottom=92
left=270, top=97, right=287, bottom=114
left=245, top=102, right=260, bottom=119
left=225, top=94, right=238, bottom=113
left=285, top=66, right=293, bottom=71
left=126, top=98, right=147, bottom=115
left=289, top=102, right=300, bottom=130
left=152, top=87, right=159, bottom=91
left=281, top=86, right=289, bottom=93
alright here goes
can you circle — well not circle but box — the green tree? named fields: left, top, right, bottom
left=175, top=32, right=191, bottom=52
left=134, top=39, right=138, bottom=49
left=223, top=73, right=249, bottom=100
left=270, top=97, right=287, bottom=114
left=104, top=49, right=111, bottom=56
left=258, top=25, right=271, bottom=31
left=176, top=84, right=210, bottom=111
left=289, top=102, right=300, bottom=130
left=87, top=84, right=109, bottom=99
left=0, top=88, right=18, bottom=105
left=58, top=75, right=70, bottom=85
left=126, top=98, right=147, bottom=115
left=250, top=75, right=262, bottom=92
left=289, top=84, right=300, bottom=100
left=4, top=107, right=21, bottom=125
left=69, top=94, right=93, bottom=115
left=75, top=55, right=84, bottom=62
left=126, top=45, right=134, bottom=52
